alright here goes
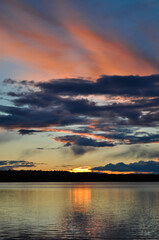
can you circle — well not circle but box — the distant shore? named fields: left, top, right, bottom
left=0, top=170, right=159, bottom=182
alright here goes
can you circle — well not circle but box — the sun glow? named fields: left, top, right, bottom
left=70, top=167, right=92, bottom=173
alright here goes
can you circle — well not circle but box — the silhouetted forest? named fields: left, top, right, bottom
left=0, top=170, right=159, bottom=182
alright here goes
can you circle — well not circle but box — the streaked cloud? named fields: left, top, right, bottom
left=0, top=0, right=158, bottom=79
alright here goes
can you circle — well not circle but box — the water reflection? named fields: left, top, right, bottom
left=0, top=183, right=159, bottom=239
left=69, top=185, right=91, bottom=212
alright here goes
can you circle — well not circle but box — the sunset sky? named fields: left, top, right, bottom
left=0, top=0, right=159, bottom=173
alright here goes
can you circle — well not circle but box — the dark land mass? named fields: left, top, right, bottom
left=0, top=170, right=159, bottom=182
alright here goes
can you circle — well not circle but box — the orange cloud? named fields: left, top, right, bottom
left=48, top=128, right=112, bottom=142
left=65, top=21, right=157, bottom=77
left=0, top=26, right=80, bottom=78
left=93, top=170, right=152, bottom=174
left=0, top=1, right=88, bottom=78
left=0, top=0, right=158, bottom=80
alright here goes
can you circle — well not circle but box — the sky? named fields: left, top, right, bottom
left=0, top=0, right=159, bottom=173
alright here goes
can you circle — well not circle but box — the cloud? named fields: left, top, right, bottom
left=70, top=145, right=94, bottom=155
left=36, top=147, right=61, bottom=150
left=109, top=145, right=159, bottom=160
left=92, top=160, right=159, bottom=173
left=7, top=74, right=159, bottom=126
left=1, top=74, right=159, bottom=156
left=2, top=75, right=159, bottom=131
left=55, top=164, right=73, bottom=168
left=0, top=160, right=37, bottom=170
left=53, top=135, right=114, bottom=155
left=3, top=78, right=17, bottom=85
left=0, top=132, right=19, bottom=144
left=4, top=78, right=35, bottom=87
left=54, top=135, right=114, bottom=147
left=19, top=129, right=43, bottom=135
left=0, top=0, right=159, bottom=164
left=95, top=132, right=159, bottom=145
left=0, top=0, right=158, bottom=79
left=0, top=104, right=84, bottom=129
left=37, top=75, right=159, bottom=97
left=64, top=20, right=158, bottom=76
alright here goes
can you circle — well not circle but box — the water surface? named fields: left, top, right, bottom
left=0, top=182, right=159, bottom=239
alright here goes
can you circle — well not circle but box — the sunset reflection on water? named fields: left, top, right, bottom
left=0, top=183, right=159, bottom=239
left=69, top=185, right=91, bottom=212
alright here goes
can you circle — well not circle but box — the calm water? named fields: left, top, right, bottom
left=0, top=182, right=159, bottom=240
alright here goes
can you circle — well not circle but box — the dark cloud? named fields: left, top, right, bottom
left=3, top=78, right=17, bottom=85
left=1, top=74, right=159, bottom=155
left=37, top=75, right=159, bottom=97
left=54, top=132, right=159, bottom=147
left=19, top=129, right=42, bottom=135
left=2, top=75, right=159, bottom=130
left=0, top=105, right=84, bottom=129
left=36, top=147, right=61, bottom=150
left=54, top=135, right=114, bottom=147
left=92, top=160, right=159, bottom=173
left=0, top=160, right=37, bottom=170
left=64, top=142, right=72, bottom=147
left=95, top=132, right=159, bottom=145
left=54, top=135, right=114, bottom=155
left=12, top=91, right=59, bottom=108
left=4, top=78, right=35, bottom=86
left=71, top=145, right=94, bottom=155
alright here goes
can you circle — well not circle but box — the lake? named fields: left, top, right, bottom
left=0, top=182, right=159, bottom=239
